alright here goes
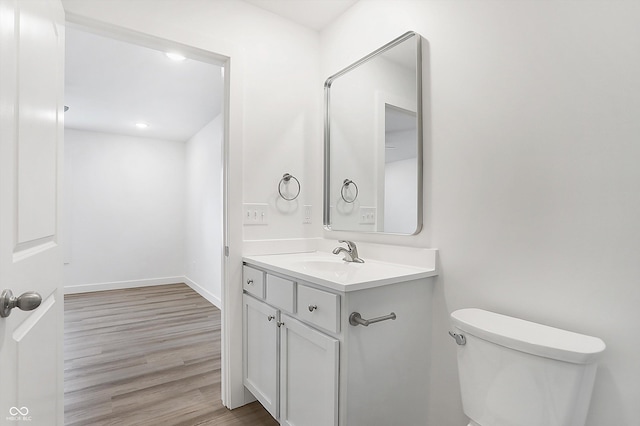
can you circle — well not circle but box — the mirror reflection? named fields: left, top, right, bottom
left=324, top=31, right=422, bottom=234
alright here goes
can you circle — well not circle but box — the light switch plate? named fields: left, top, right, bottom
left=243, top=203, right=269, bottom=225
left=359, top=207, right=376, bottom=224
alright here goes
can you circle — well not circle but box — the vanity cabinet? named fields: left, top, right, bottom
left=242, top=257, right=434, bottom=426
left=243, top=266, right=339, bottom=426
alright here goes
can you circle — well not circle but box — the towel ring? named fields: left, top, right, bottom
left=278, top=173, right=300, bottom=201
left=341, top=179, right=358, bottom=203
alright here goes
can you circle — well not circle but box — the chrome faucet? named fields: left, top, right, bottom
left=332, top=240, right=364, bottom=263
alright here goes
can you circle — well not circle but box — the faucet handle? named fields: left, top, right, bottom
left=338, top=240, right=356, bottom=250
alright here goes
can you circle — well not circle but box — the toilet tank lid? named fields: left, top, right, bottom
left=451, top=308, right=606, bottom=364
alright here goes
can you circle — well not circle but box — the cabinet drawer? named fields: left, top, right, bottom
left=297, top=285, right=340, bottom=334
left=243, top=265, right=265, bottom=299
left=266, top=274, right=295, bottom=313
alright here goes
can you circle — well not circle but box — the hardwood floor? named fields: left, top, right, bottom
left=64, top=283, right=278, bottom=426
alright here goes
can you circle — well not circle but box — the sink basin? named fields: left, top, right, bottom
left=243, top=251, right=436, bottom=292
left=292, top=258, right=366, bottom=280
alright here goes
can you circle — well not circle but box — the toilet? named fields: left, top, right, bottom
left=450, top=308, right=605, bottom=426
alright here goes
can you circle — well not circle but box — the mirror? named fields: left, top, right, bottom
left=323, top=31, right=422, bottom=234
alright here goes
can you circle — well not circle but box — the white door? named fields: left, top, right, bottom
left=279, top=314, right=339, bottom=426
left=0, top=0, right=65, bottom=424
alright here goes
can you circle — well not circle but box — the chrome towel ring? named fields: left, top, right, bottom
left=278, top=173, right=300, bottom=201
left=341, top=179, right=358, bottom=203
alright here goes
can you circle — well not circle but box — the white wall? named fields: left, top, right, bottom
left=63, top=129, right=185, bottom=291
left=321, top=1, right=640, bottom=425
left=65, top=117, right=224, bottom=305
left=184, top=115, right=224, bottom=307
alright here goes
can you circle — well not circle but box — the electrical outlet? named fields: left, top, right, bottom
left=243, top=203, right=269, bottom=225
left=303, top=205, right=312, bottom=224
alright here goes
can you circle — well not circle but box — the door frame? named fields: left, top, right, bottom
left=63, top=13, right=240, bottom=408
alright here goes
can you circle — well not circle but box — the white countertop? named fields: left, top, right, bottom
left=243, top=251, right=437, bottom=292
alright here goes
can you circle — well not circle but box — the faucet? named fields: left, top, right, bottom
left=332, top=240, right=364, bottom=263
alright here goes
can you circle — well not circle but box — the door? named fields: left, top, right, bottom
left=0, top=0, right=65, bottom=424
left=279, top=314, right=339, bottom=426
left=243, top=294, right=279, bottom=419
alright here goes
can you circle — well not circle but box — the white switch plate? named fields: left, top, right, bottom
left=243, top=203, right=269, bottom=225
left=359, top=207, right=376, bottom=224
left=303, top=205, right=312, bottom=224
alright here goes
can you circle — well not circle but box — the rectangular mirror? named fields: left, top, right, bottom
left=323, top=31, right=423, bottom=235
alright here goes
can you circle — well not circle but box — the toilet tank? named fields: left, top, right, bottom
left=450, top=308, right=605, bottom=426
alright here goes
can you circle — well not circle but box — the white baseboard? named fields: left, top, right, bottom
left=184, top=276, right=222, bottom=309
left=64, top=275, right=223, bottom=310
left=63, top=276, right=184, bottom=294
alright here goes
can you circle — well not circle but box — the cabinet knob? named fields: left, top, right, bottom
left=277, top=321, right=285, bottom=327
left=308, top=304, right=318, bottom=312
left=246, top=279, right=254, bottom=285
left=267, top=315, right=275, bottom=321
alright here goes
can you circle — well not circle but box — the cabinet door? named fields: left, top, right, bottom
left=279, top=314, right=339, bottom=426
left=243, top=294, right=279, bottom=419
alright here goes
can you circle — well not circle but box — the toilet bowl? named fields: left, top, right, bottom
left=450, top=308, right=605, bottom=426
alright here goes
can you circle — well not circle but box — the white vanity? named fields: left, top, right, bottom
left=242, top=250, right=437, bottom=426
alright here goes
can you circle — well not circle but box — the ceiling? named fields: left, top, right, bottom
left=64, top=27, right=223, bottom=142
left=242, top=0, right=358, bottom=31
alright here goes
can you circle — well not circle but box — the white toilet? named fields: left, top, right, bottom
left=450, top=308, right=605, bottom=426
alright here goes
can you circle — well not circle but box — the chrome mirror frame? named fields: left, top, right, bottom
left=323, top=31, right=423, bottom=235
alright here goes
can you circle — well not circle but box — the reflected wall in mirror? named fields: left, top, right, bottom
left=324, top=31, right=422, bottom=234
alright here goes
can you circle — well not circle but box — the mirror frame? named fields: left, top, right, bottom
left=323, top=31, right=423, bottom=235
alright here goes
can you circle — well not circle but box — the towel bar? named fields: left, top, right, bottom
left=349, top=311, right=396, bottom=327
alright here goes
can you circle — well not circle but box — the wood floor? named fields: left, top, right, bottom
left=64, top=283, right=278, bottom=426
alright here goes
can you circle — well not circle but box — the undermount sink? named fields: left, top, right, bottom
left=292, top=257, right=355, bottom=271
left=242, top=251, right=436, bottom=292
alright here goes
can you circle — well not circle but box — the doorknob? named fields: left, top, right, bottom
left=0, top=290, right=42, bottom=318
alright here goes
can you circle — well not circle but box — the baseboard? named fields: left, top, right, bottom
left=184, top=276, right=222, bottom=309
left=63, top=276, right=184, bottom=294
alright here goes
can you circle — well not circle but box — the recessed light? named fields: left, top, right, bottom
left=135, top=122, right=149, bottom=129
left=165, top=52, right=186, bottom=61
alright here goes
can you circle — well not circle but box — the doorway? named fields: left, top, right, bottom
left=62, top=22, right=230, bottom=420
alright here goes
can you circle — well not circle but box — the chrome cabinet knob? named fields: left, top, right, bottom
left=267, top=315, right=275, bottom=321
left=0, top=289, right=42, bottom=318
left=246, top=279, right=254, bottom=285
left=308, top=304, right=318, bottom=312
left=277, top=321, right=285, bottom=327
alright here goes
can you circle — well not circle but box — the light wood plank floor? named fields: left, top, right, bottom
left=64, top=283, right=278, bottom=426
